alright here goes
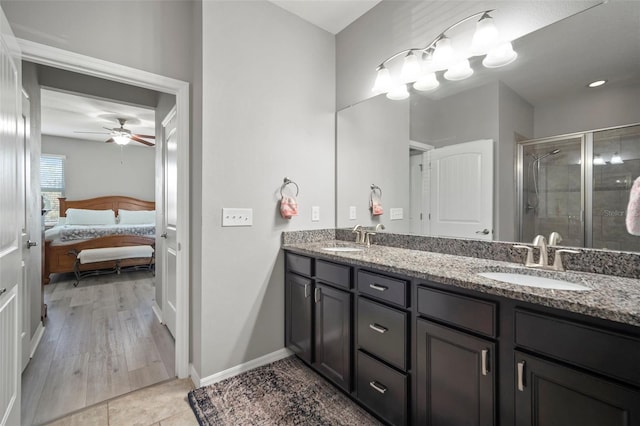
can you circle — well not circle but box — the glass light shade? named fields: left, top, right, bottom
left=432, top=37, right=454, bottom=71
left=482, top=42, right=517, bottom=68
left=593, top=154, right=606, bottom=165
left=386, top=84, right=410, bottom=101
left=400, top=52, right=421, bottom=83
left=113, top=135, right=130, bottom=145
left=413, top=72, right=440, bottom=92
left=611, top=152, right=624, bottom=164
left=372, top=66, right=393, bottom=93
left=444, top=59, right=474, bottom=81
left=470, top=15, right=499, bottom=55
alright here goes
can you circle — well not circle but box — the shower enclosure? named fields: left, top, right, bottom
left=518, top=123, right=640, bottom=251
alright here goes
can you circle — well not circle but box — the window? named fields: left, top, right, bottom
left=40, top=154, right=65, bottom=225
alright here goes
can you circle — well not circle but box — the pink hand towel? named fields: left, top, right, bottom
left=370, top=192, right=383, bottom=216
left=626, top=176, right=640, bottom=235
left=280, top=196, right=298, bottom=219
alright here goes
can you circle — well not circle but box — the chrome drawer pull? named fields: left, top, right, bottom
left=304, top=283, right=309, bottom=299
left=481, top=349, right=489, bottom=376
left=314, top=287, right=321, bottom=303
left=369, top=381, right=387, bottom=394
left=369, top=283, right=388, bottom=292
left=0, top=288, right=6, bottom=297
left=517, top=361, right=526, bottom=391
left=369, top=323, right=388, bottom=334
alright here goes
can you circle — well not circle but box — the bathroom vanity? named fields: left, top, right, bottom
left=283, top=237, right=640, bottom=425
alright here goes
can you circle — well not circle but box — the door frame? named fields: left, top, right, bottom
left=18, top=39, right=191, bottom=378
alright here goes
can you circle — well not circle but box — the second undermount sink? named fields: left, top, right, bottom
left=322, top=247, right=364, bottom=252
left=477, top=272, right=591, bottom=291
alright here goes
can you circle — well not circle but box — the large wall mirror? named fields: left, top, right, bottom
left=336, top=1, right=640, bottom=251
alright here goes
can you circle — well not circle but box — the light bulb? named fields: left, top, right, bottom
left=432, top=36, right=454, bottom=71
left=386, top=84, right=410, bottom=101
left=482, top=41, right=517, bottom=68
left=113, top=135, right=130, bottom=145
left=611, top=152, right=624, bottom=164
left=372, top=66, right=393, bottom=94
left=413, top=72, right=439, bottom=92
left=444, top=59, right=473, bottom=81
left=400, top=51, right=421, bottom=83
left=593, top=154, right=606, bottom=165
left=470, top=14, right=499, bottom=56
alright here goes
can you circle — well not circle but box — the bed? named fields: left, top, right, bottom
left=42, top=195, right=156, bottom=284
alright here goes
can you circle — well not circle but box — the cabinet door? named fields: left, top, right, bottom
left=314, top=283, right=352, bottom=392
left=285, top=273, right=313, bottom=364
left=417, top=319, right=495, bottom=426
left=515, top=352, right=640, bottom=426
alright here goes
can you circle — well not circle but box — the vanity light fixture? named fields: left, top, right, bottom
left=371, top=9, right=517, bottom=100
left=588, top=79, right=607, bottom=88
left=610, top=152, right=624, bottom=164
left=593, top=154, right=606, bottom=165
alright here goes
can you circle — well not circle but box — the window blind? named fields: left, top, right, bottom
left=40, top=155, right=65, bottom=224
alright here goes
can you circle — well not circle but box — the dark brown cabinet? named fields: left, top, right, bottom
left=314, top=283, right=352, bottom=392
left=416, top=319, right=496, bottom=426
left=285, top=272, right=313, bottom=364
left=514, top=351, right=640, bottom=426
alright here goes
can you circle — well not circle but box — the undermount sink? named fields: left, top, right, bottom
left=322, top=247, right=363, bottom=252
left=477, top=272, right=591, bottom=291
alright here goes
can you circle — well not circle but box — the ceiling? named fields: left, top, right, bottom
left=268, top=0, right=381, bottom=34
left=41, top=89, right=156, bottom=146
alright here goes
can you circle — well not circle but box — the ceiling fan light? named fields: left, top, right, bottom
left=413, top=72, right=440, bottom=92
left=400, top=51, right=421, bottom=83
left=444, top=59, right=474, bottom=81
left=113, top=135, right=130, bottom=145
left=372, top=66, right=393, bottom=94
left=470, top=13, right=499, bottom=55
left=482, top=41, right=517, bottom=68
left=386, top=83, right=410, bottom=101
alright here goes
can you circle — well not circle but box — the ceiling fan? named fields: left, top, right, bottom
left=76, top=118, right=155, bottom=146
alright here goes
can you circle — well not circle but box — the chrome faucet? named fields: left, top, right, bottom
left=532, top=235, right=549, bottom=268
left=352, top=224, right=364, bottom=244
left=375, top=223, right=385, bottom=232
left=514, top=234, right=580, bottom=271
left=548, top=231, right=563, bottom=246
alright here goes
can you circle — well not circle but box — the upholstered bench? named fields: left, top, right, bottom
left=71, top=245, right=155, bottom=286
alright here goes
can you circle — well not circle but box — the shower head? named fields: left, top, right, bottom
left=534, top=148, right=561, bottom=161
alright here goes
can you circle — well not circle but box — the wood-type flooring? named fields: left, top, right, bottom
left=21, top=271, right=175, bottom=425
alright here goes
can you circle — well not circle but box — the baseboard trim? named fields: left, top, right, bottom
left=29, top=322, right=45, bottom=359
left=189, top=363, right=201, bottom=388
left=194, top=347, right=294, bottom=388
left=151, top=302, right=164, bottom=324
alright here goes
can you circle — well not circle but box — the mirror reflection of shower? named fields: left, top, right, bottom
left=526, top=148, right=561, bottom=212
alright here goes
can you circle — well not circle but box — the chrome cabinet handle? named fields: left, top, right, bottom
left=304, top=283, right=309, bottom=299
left=369, top=283, right=387, bottom=292
left=369, top=323, right=388, bottom=334
left=369, top=381, right=387, bottom=394
left=476, top=229, right=490, bottom=235
left=27, top=240, right=38, bottom=248
left=517, top=361, right=526, bottom=391
left=0, top=288, right=6, bottom=297
left=314, top=287, right=321, bottom=303
left=160, top=233, right=168, bottom=238
left=481, top=349, right=489, bottom=376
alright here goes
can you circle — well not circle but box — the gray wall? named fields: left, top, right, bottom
left=199, top=0, right=335, bottom=376
left=42, top=135, right=155, bottom=201
left=337, top=95, right=410, bottom=232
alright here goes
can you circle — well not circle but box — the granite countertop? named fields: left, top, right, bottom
left=283, top=240, right=640, bottom=328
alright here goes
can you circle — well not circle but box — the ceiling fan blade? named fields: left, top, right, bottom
left=133, top=134, right=156, bottom=139
left=130, top=135, right=155, bottom=146
left=74, top=131, right=111, bottom=134
left=105, top=138, right=115, bottom=143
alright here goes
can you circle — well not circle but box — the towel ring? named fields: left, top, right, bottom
left=281, top=177, right=299, bottom=197
left=370, top=184, right=382, bottom=198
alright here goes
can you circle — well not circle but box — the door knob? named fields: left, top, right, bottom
left=475, top=229, right=490, bottom=235
left=160, top=233, right=168, bottom=239
left=0, top=288, right=7, bottom=297
left=27, top=240, right=38, bottom=248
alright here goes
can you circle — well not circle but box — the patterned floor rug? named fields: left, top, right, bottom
left=188, top=356, right=382, bottom=425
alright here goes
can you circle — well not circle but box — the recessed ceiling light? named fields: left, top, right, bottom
left=588, top=80, right=607, bottom=88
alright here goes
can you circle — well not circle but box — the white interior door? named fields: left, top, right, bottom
left=409, top=154, right=424, bottom=234
left=429, top=139, right=494, bottom=240
left=161, top=107, right=178, bottom=338
left=0, top=5, right=22, bottom=424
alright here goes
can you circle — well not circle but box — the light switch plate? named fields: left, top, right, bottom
left=390, top=208, right=403, bottom=220
left=349, top=206, right=357, bottom=220
left=312, top=206, right=320, bottom=222
left=222, top=208, right=253, bottom=226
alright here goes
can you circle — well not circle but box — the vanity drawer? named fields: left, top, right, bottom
left=358, top=271, right=408, bottom=308
left=286, top=252, right=312, bottom=277
left=514, top=309, right=640, bottom=387
left=316, top=260, right=352, bottom=289
left=417, top=287, right=496, bottom=338
left=357, top=350, right=407, bottom=426
left=357, top=297, right=407, bottom=371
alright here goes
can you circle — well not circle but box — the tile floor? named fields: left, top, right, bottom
left=46, top=378, right=197, bottom=426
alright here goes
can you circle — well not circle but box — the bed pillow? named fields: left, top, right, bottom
left=65, top=208, right=116, bottom=225
left=118, top=209, right=156, bottom=225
